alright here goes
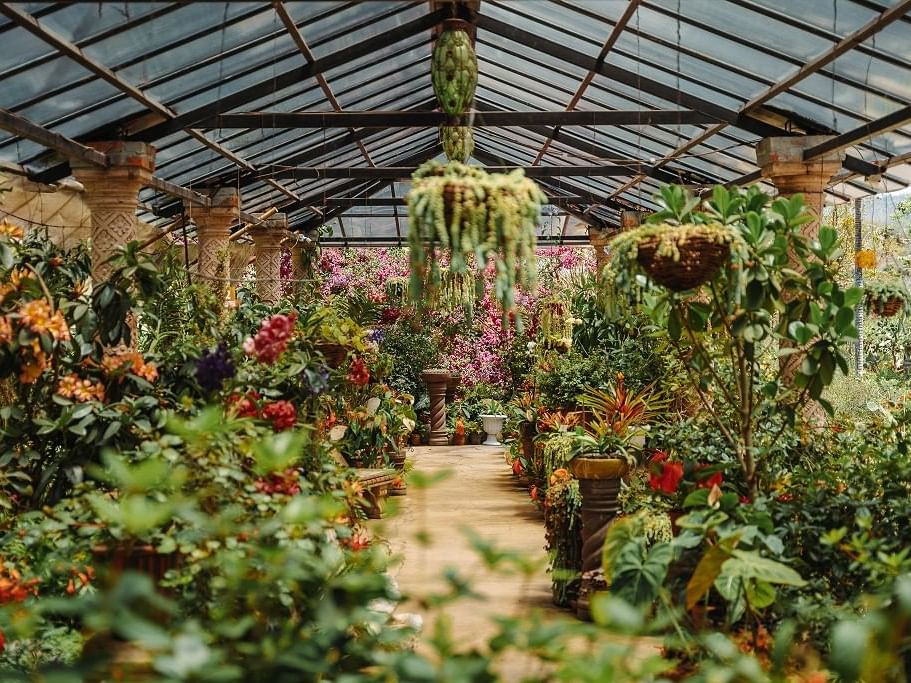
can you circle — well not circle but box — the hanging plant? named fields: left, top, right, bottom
left=431, top=20, right=478, bottom=115
left=384, top=276, right=410, bottom=308
left=855, top=249, right=877, bottom=270
left=607, top=185, right=743, bottom=292
left=865, top=277, right=909, bottom=317
left=436, top=267, right=476, bottom=317
left=441, top=126, right=474, bottom=163
left=406, top=161, right=544, bottom=324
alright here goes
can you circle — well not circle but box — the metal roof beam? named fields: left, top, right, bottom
left=255, top=165, right=658, bottom=180
left=323, top=195, right=589, bottom=207
left=200, top=109, right=718, bottom=128
left=532, top=0, right=643, bottom=165
left=804, top=104, right=911, bottom=163
left=128, top=8, right=448, bottom=142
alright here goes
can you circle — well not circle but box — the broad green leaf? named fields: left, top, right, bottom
left=686, top=543, right=733, bottom=609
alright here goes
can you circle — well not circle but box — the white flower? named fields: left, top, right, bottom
left=526, top=341, right=537, bottom=351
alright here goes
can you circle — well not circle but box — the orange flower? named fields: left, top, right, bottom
left=18, top=300, right=70, bottom=342
left=0, top=317, right=12, bottom=344
left=19, top=349, right=46, bottom=384
left=56, top=373, right=105, bottom=402
left=102, top=351, right=157, bottom=382
left=855, top=249, right=876, bottom=269
left=0, top=220, right=24, bottom=241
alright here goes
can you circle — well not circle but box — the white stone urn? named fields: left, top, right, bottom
left=480, top=414, right=507, bottom=446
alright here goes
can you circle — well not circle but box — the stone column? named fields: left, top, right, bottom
left=756, top=136, right=845, bottom=241
left=70, top=142, right=155, bottom=282
left=620, top=210, right=642, bottom=230
left=588, top=228, right=611, bottom=275
left=251, top=213, right=287, bottom=306
left=194, top=188, right=238, bottom=302
left=421, top=369, right=450, bottom=446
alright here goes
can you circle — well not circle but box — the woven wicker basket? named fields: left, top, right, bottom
left=868, top=294, right=904, bottom=317
left=636, top=233, right=731, bottom=291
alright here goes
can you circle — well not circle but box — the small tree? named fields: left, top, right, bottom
left=608, top=185, right=861, bottom=496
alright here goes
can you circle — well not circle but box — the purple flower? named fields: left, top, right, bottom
left=367, top=328, right=385, bottom=344
left=196, top=342, right=236, bottom=391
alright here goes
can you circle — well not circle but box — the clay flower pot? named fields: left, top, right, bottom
left=480, top=414, right=507, bottom=446
left=569, top=456, right=630, bottom=620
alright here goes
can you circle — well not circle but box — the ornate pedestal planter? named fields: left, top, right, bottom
left=421, top=369, right=450, bottom=446
left=519, top=420, right=536, bottom=461
left=569, top=456, right=629, bottom=620
left=480, top=414, right=507, bottom=446
left=390, top=447, right=407, bottom=496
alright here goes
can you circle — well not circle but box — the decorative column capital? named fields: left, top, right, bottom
left=588, top=227, right=611, bottom=274
left=251, top=213, right=288, bottom=306
left=194, top=188, right=238, bottom=301
left=69, top=141, right=156, bottom=282
left=756, top=136, right=844, bottom=193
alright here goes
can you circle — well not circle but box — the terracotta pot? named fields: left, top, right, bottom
left=569, top=457, right=630, bottom=620
left=452, top=433, right=467, bottom=446
left=410, top=433, right=422, bottom=446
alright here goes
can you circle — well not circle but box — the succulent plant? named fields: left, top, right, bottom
left=431, top=21, right=477, bottom=115
left=441, top=126, right=474, bottom=163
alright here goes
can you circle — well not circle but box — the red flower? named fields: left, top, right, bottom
left=529, top=485, right=538, bottom=501
left=740, top=495, right=752, bottom=505
left=776, top=493, right=794, bottom=503
left=243, top=311, right=297, bottom=364
left=0, top=628, right=4, bottom=654
left=512, top=459, right=523, bottom=476
left=347, top=356, right=370, bottom=386
left=254, top=467, right=301, bottom=495
left=697, top=467, right=724, bottom=489
left=262, top=400, right=297, bottom=431
left=649, top=453, right=684, bottom=495
left=227, top=390, right=260, bottom=418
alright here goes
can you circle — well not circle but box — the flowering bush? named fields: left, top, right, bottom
left=243, top=311, right=297, bottom=363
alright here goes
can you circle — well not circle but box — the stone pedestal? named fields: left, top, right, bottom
left=445, top=372, right=461, bottom=404
left=251, top=213, right=287, bottom=306
left=70, top=141, right=155, bottom=282
left=757, top=136, right=844, bottom=241
left=569, top=457, right=629, bottom=620
left=588, top=228, right=611, bottom=275
left=194, top=188, right=238, bottom=302
left=421, top=369, right=450, bottom=446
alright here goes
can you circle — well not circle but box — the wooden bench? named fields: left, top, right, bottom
left=353, top=468, right=398, bottom=519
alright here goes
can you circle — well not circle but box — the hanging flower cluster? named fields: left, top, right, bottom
left=56, top=374, right=105, bottom=403
left=243, top=311, right=297, bottom=364
left=19, top=299, right=70, bottom=342
left=855, top=249, right=877, bottom=269
left=195, top=342, right=235, bottom=391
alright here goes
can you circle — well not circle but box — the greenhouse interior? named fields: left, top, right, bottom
left=1, top=0, right=911, bottom=680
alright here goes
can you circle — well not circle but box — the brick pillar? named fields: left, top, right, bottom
left=588, top=228, right=610, bottom=275
left=194, top=188, right=238, bottom=303
left=251, top=213, right=287, bottom=305
left=756, top=136, right=844, bottom=241
left=70, top=142, right=155, bottom=282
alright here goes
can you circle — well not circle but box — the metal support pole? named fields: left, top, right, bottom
left=854, top=198, right=864, bottom=375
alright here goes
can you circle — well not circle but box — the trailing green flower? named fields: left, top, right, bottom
left=407, top=161, right=544, bottom=325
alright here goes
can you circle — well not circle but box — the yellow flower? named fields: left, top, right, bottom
left=0, top=220, right=24, bottom=241
left=855, top=249, right=876, bottom=269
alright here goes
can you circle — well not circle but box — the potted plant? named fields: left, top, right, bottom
left=608, top=186, right=740, bottom=292
left=451, top=417, right=467, bottom=446
left=866, top=276, right=909, bottom=317
left=479, top=398, right=508, bottom=446
left=310, top=308, right=367, bottom=368
left=568, top=373, right=664, bottom=619
left=407, top=160, right=546, bottom=324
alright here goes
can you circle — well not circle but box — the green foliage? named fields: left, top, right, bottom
left=378, top=321, right=442, bottom=404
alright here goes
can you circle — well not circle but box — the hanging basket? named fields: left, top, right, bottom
left=636, top=232, right=731, bottom=292
left=867, top=294, right=904, bottom=317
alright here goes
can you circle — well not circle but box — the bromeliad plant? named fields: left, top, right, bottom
left=608, top=184, right=861, bottom=497
left=571, top=372, right=665, bottom=462
left=407, top=160, right=545, bottom=324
